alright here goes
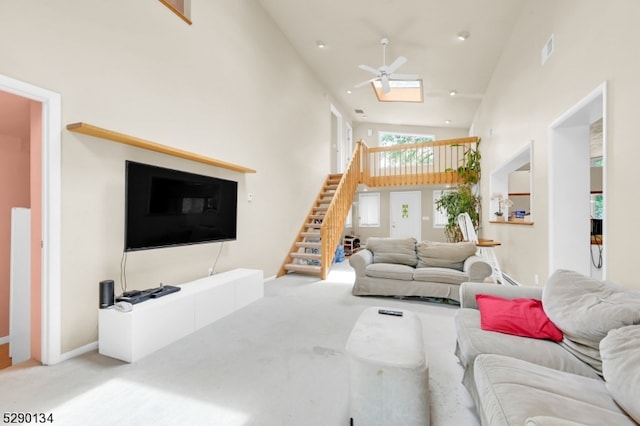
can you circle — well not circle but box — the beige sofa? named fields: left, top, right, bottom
left=349, top=237, right=492, bottom=303
left=455, top=269, right=640, bottom=425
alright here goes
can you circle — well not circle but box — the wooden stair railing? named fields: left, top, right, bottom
left=278, top=141, right=363, bottom=279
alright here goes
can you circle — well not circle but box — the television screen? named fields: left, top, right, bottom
left=125, top=161, right=238, bottom=251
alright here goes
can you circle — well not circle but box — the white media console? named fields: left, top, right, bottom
left=98, top=268, right=264, bottom=362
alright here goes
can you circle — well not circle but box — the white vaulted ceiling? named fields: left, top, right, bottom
left=257, top=0, right=526, bottom=128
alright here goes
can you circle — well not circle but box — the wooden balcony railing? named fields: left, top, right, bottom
left=359, top=136, right=479, bottom=187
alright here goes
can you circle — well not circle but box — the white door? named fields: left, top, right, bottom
left=390, top=191, right=422, bottom=240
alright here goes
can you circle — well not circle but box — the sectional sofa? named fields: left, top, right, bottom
left=455, top=269, right=640, bottom=425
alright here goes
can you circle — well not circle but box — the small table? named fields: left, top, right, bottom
left=345, top=307, right=430, bottom=426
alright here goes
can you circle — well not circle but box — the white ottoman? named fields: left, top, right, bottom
left=346, top=307, right=429, bottom=426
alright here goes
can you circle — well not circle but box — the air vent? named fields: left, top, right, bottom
left=354, top=109, right=364, bottom=114
left=541, top=34, right=554, bottom=66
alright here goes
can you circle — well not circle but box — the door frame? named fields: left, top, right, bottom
left=0, top=74, right=61, bottom=365
left=548, top=81, right=607, bottom=278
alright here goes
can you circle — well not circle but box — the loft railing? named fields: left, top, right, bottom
left=359, top=136, right=479, bottom=187
left=316, top=136, right=478, bottom=279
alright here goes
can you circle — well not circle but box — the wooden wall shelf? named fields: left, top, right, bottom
left=490, top=220, right=534, bottom=226
left=159, top=0, right=192, bottom=25
left=66, top=122, right=256, bottom=173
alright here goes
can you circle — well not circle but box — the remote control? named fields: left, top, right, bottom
left=378, top=309, right=403, bottom=317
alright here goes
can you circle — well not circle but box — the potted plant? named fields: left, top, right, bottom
left=435, top=140, right=482, bottom=242
left=435, top=185, right=480, bottom=241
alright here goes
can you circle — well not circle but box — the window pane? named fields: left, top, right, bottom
left=433, top=190, right=450, bottom=228
left=358, top=193, right=380, bottom=227
left=378, top=132, right=435, bottom=167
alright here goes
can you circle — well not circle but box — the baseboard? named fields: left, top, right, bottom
left=0, top=335, right=9, bottom=345
left=264, top=274, right=276, bottom=283
left=59, top=341, right=98, bottom=363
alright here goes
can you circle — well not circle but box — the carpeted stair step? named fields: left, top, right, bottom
left=283, top=263, right=322, bottom=275
left=296, top=241, right=321, bottom=249
left=290, top=252, right=321, bottom=261
left=300, top=231, right=320, bottom=238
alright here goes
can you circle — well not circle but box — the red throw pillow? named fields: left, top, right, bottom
left=475, top=294, right=563, bottom=342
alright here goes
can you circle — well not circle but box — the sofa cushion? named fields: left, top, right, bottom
left=365, top=237, right=417, bottom=266
left=474, top=354, right=636, bottom=426
left=454, top=308, right=599, bottom=379
left=413, top=267, right=467, bottom=285
left=416, top=241, right=476, bottom=270
left=476, top=295, right=563, bottom=342
left=542, top=269, right=640, bottom=373
left=600, top=325, right=640, bottom=423
left=365, top=263, right=414, bottom=281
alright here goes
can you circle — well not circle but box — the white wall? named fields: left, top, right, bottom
left=0, top=1, right=350, bottom=352
left=472, top=0, right=640, bottom=288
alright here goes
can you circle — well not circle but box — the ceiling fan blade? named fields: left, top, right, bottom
left=389, top=73, right=419, bottom=80
left=386, top=56, right=407, bottom=74
left=381, top=75, right=391, bottom=94
left=358, top=64, right=380, bottom=76
left=354, top=77, right=378, bottom=88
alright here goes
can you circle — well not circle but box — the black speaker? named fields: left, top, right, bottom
left=99, top=280, right=115, bottom=309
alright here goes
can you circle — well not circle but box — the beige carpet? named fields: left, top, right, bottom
left=0, top=261, right=479, bottom=426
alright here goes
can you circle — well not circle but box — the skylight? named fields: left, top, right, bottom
left=372, top=80, right=423, bottom=103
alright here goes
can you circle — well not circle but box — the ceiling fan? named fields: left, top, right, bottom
left=354, top=38, right=418, bottom=94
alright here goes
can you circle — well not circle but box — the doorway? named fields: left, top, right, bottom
left=390, top=191, right=422, bottom=240
left=330, top=104, right=344, bottom=173
left=0, top=74, right=61, bottom=365
left=548, top=82, right=607, bottom=278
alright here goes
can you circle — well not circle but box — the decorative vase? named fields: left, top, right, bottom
left=495, top=215, right=505, bottom=222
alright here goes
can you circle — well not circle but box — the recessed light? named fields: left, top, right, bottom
left=347, top=90, right=352, bottom=95
left=457, top=31, right=470, bottom=41
left=316, top=40, right=326, bottom=49
left=449, top=90, right=457, bottom=96
left=362, top=115, right=368, bottom=119
left=445, top=120, right=452, bottom=124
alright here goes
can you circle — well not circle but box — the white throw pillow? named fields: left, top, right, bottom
left=600, top=325, right=640, bottom=423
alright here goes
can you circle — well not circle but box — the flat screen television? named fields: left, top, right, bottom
left=125, top=161, right=238, bottom=251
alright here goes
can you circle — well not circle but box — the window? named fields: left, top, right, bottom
left=433, top=190, right=450, bottom=228
left=591, top=194, right=603, bottom=219
left=378, top=132, right=435, bottom=168
left=372, top=80, right=423, bottom=103
left=358, top=192, right=380, bottom=227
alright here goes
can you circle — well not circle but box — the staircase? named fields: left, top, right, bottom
left=277, top=137, right=480, bottom=280
left=278, top=174, right=343, bottom=277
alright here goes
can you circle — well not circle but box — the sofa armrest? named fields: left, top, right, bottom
left=459, top=281, right=543, bottom=309
left=349, top=249, right=373, bottom=277
left=463, top=255, right=492, bottom=283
